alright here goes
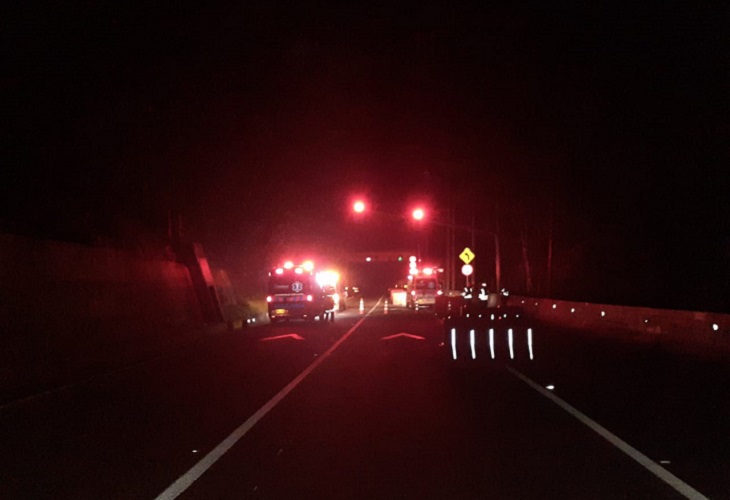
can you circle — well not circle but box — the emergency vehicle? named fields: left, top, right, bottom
left=407, top=267, right=443, bottom=310
left=267, top=261, right=336, bottom=322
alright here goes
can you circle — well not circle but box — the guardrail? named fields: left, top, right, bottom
left=511, top=295, right=730, bottom=356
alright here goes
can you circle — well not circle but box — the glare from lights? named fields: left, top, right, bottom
left=353, top=200, right=366, bottom=213
left=316, top=270, right=339, bottom=287
left=489, top=328, right=495, bottom=359
left=366, top=257, right=372, bottom=262
left=712, top=323, right=719, bottom=331
left=409, top=255, right=417, bottom=263
left=423, top=267, right=433, bottom=275
left=470, top=329, right=476, bottom=359
left=528, top=328, right=534, bottom=360
left=266, top=296, right=272, bottom=303
left=306, top=294, right=313, bottom=302
left=275, top=268, right=284, bottom=275
left=283, top=261, right=294, bottom=269
left=571, top=308, right=575, bottom=313
left=644, top=319, right=649, bottom=323
left=546, top=385, right=555, bottom=391
left=601, top=311, right=606, bottom=317
left=294, top=267, right=303, bottom=274
left=302, top=260, right=315, bottom=272
left=552, top=304, right=557, bottom=309
left=412, top=208, right=425, bottom=221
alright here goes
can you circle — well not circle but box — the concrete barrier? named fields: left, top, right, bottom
left=512, top=295, right=730, bottom=356
left=0, top=233, right=208, bottom=402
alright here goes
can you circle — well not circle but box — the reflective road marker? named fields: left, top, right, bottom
left=451, top=328, right=457, bottom=360
left=508, top=328, right=514, bottom=359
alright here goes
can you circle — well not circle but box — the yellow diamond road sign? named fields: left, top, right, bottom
left=459, top=247, right=475, bottom=265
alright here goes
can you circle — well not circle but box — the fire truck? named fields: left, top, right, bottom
left=267, top=261, right=336, bottom=323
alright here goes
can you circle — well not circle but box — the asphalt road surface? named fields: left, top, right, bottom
left=1, top=298, right=728, bottom=499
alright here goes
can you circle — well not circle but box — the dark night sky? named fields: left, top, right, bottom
left=2, top=2, right=728, bottom=310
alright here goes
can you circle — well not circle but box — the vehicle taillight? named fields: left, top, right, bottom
left=306, top=294, right=313, bottom=302
left=266, top=296, right=272, bottom=303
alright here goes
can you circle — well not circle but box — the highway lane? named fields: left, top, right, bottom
left=175, top=304, right=716, bottom=499
left=0, top=307, right=366, bottom=499
left=1, top=298, right=727, bottom=498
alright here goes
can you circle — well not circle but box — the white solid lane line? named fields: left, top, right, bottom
left=508, top=367, right=709, bottom=500
left=156, top=299, right=383, bottom=500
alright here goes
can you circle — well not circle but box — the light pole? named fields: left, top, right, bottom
left=347, top=199, right=500, bottom=292
left=421, top=212, right=500, bottom=293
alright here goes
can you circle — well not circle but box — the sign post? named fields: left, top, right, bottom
left=459, top=247, right=475, bottom=287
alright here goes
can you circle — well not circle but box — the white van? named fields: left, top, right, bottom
left=408, top=276, right=442, bottom=310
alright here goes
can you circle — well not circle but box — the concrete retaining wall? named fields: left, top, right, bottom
left=513, top=295, right=730, bottom=356
left=0, top=234, right=205, bottom=401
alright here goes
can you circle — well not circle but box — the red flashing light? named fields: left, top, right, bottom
left=275, top=268, right=284, bottom=275
left=353, top=200, right=366, bottom=213
left=306, top=294, right=313, bottom=302
left=412, top=208, right=425, bottom=221
left=266, top=296, right=273, bottom=303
